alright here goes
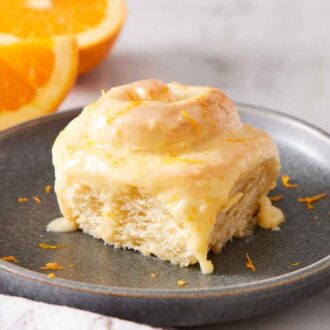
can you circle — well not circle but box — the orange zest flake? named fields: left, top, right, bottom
left=41, top=262, right=63, bottom=271
left=107, top=101, right=143, bottom=125
left=32, top=196, right=41, bottom=204
left=47, top=273, right=56, bottom=279
left=197, top=96, right=208, bottom=110
left=246, top=253, right=256, bottom=272
left=1, top=256, right=17, bottom=262
left=291, top=262, right=300, bottom=267
left=281, top=175, right=298, bottom=189
left=298, top=193, right=327, bottom=210
left=38, top=242, right=63, bottom=250
left=180, top=110, right=200, bottom=134
left=18, top=197, right=28, bottom=203
left=163, top=156, right=204, bottom=164
left=157, top=85, right=170, bottom=100
left=176, top=279, right=186, bottom=286
left=186, top=207, right=197, bottom=222
left=45, top=185, right=52, bottom=194
left=225, top=138, right=245, bottom=143
left=150, top=272, right=157, bottom=279
left=269, top=195, right=283, bottom=202
left=125, top=90, right=136, bottom=101
left=68, top=264, right=74, bottom=268
left=168, top=194, right=178, bottom=203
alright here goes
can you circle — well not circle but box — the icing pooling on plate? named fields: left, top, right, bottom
left=47, top=217, right=78, bottom=233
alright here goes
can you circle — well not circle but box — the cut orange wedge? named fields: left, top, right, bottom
left=0, top=36, right=78, bottom=131
left=0, top=0, right=127, bottom=75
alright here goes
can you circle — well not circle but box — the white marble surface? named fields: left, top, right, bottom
left=0, top=294, right=157, bottom=330
left=58, top=0, right=329, bottom=329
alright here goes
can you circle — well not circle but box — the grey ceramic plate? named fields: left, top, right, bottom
left=0, top=105, right=329, bottom=327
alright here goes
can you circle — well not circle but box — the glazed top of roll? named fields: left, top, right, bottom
left=91, top=79, right=242, bottom=151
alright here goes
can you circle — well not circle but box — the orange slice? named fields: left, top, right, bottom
left=0, top=36, right=78, bottom=131
left=0, top=0, right=127, bottom=75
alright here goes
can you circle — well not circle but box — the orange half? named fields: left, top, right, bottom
left=0, top=36, right=78, bottom=131
left=0, top=0, right=127, bottom=74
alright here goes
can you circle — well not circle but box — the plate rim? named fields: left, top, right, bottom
left=0, top=104, right=329, bottom=299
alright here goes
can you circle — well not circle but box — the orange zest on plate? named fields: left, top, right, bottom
left=1, top=256, right=17, bottom=262
left=18, top=197, right=29, bottom=203
left=45, top=185, right=52, bottom=193
left=246, top=253, right=256, bottom=272
left=33, top=196, right=42, bottom=204
left=41, top=262, right=63, bottom=270
left=298, top=193, right=327, bottom=209
left=38, top=242, right=63, bottom=250
left=269, top=195, right=283, bottom=202
left=0, top=36, right=78, bottom=131
left=281, top=175, right=298, bottom=188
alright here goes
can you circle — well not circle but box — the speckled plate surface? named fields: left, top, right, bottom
left=0, top=105, right=329, bottom=327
